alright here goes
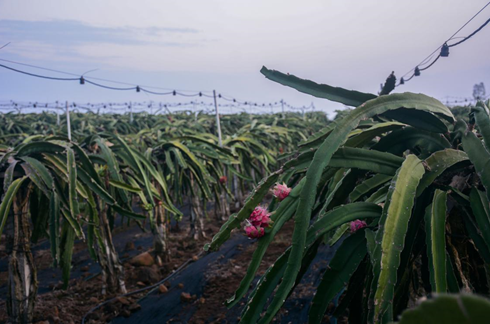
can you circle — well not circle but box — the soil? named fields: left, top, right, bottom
left=0, top=207, right=340, bottom=324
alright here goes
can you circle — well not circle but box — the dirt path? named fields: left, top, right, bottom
left=1, top=211, right=340, bottom=324
left=112, top=233, right=252, bottom=324
left=112, top=222, right=340, bottom=324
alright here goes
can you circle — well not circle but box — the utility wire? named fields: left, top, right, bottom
left=0, top=64, right=79, bottom=81
left=84, top=79, right=137, bottom=91
left=0, top=99, right=314, bottom=114
left=448, top=17, right=490, bottom=47
left=140, top=88, right=174, bottom=95
left=419, top=54, right=441, bottom=71
left=0, top=58, right=212, bottom=93
left=0, top=59, right=314, bottom=111
left=398, top=1, right=490, bottom=83
left=0, top=42, right=11, bottom=51
left=0, top=61, right=294, bottom=107
left=447, top=2, right=490, bottom=41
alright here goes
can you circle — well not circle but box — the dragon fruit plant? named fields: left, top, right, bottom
left=205, top=66, right=490, bottom=324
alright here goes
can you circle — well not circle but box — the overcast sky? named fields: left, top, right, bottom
left=1, top=0, right=489, bottom=116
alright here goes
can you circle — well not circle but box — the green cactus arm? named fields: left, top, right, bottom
left=394, top=294, right=490, bottom=324
left=471, top=101, right=490, bottom=152
left=308, top=230, right=367, bottom=324
left=380, top=108, right=448, bottom=133
left=350, top=174, right=393, bottom=202
left=240, top=202, right=381, bottom=323
left=372, top=155, right=425, bottom=323
left=470, top=189, right=490, bottom=253
left=425, top=190, right=448, bottom=293
left=459, top=121, right=490, bottom=201
left=0, top=176, right=28, bottom=238
left=261, top=66, right=377, bottom=107
left=260, top=93, right=451, bottom=324
left=417, top=149, right=469, bottom=196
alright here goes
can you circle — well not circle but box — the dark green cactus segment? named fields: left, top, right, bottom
left=194, top=70, right=490, bottom=324
left=417, top=149, right=469, bottom=196
left=470, top=189, right=490, bottom=253
left=259, top=93, right=451, bottom=324
left=394, top=294, right=490, bottom=324
left=350, top=174, right=392, bottom=202
left=285, top=147, right=404, bottom=175
left=424, top=190, right=448, bottom=293
left=345, top=121, right=405, bottom=148
left=462, top=206, right=490, bottom=264
left=329, top=147, right=404, bottom=175
left=459, top=120, right=490, bottom=202
left=260, top=66, right=377, bottom=107
left=373, top=127, right=451, bottom=157
left=372, top=155, right=425, bottom=323
left=240, top=202, right=381, bottom=323
left=380, top=108, right=449, bottom=133
left=308, top=230, right=367, bottom=324
left=471, top=101, right=490, bottom=152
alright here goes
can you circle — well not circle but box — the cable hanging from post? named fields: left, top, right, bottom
left=419, top=54, right=441, bottom=71
left=139, top=88, right=174, bottom=95
left=395, top=1, right=490, bottom=87
left=448, top=17, right=490, bottom=47
left=0, top=99, right=317, bottom=114
left=0, top=64, right=79, bottom=81
left=83, top=79, right=137, bottom=91
left=0, top=58, right=213, bottom=94
left=0, top=60, right=317, bottom=113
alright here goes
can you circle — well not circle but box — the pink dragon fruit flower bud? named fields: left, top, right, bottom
left=350, top=220, right=367, bottom=233
left=249, top=206, right=272, bottom=228
left=245, top=225, right=265, bottom=239
left=258, top=213, right=272, bottom=228
left=273, top=183, right=291, bottom=201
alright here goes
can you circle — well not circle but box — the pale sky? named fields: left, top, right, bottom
left=1, top=0, right=489, bottom=116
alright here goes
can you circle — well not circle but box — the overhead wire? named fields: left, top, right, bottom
left=0, top=64, right=79, bottom=81
left=419, top=54, right=441, bottom=71
left=140, top=88, right=174, bottom=95
left=446, top=2, right=490, bottom=41
left=0, top=58, right=213, bottom=93
left=0, top=42, right=11, bottom=51
left=448, top=17, right=490, bottom=47
left=0, top=60, right=306, bottom=109
left=397, top=1, right=490, bottom=85
left=84, top=79, right=137, bottom=91
left=0, top=99, right=316, bottom=115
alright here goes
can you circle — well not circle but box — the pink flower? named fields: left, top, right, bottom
left=245, top=225, right=265, bottom=239
left=249, top=207, right=272, bottom=228
left=273, top=183, right=291, bottom=201
left=350, top=220, right=367, bottom=233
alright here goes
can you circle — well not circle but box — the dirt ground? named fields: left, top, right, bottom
left=0, top=216, right=221, bottom=324
left=0, top=209, right=338, bottom=324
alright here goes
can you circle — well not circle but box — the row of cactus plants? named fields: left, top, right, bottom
left=0, top=135, right=145, bottom=322
left=206, top=66, right=490, bottom=323
left=0, top=109, right=328, bottom=323
left=0, top=110, right=326, bottom=147
left=0, top=134, right=218, bottom=322
left=0, top=110, right=326, bottom=230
